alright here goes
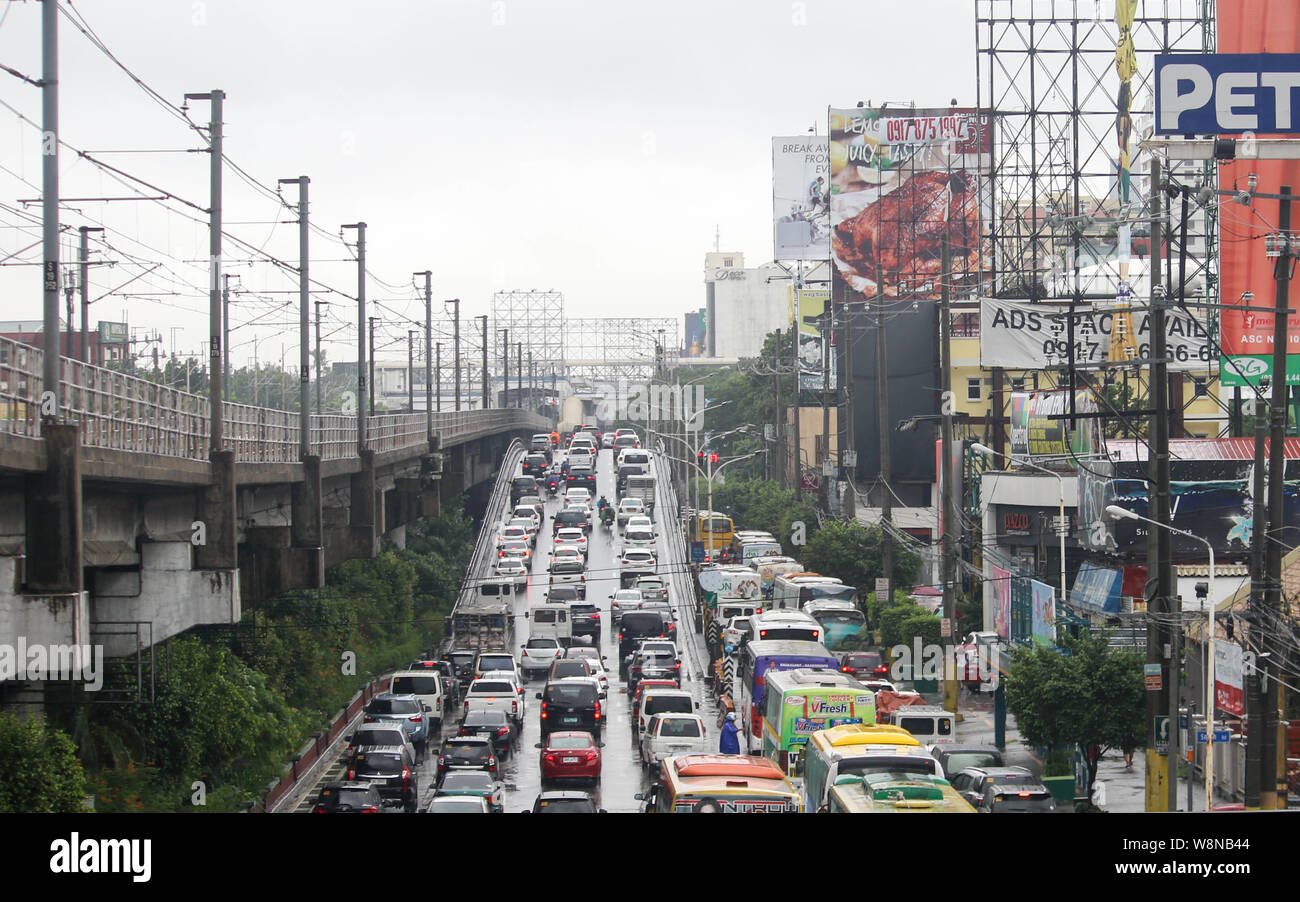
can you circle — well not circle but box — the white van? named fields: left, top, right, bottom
left=889, top=706, right=956, bottom=746
left=528, top=600, right=573, bottom=646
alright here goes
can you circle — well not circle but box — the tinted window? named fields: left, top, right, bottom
left=471, top=682, right=514, bottom=693
left=548, top=587, right=580, bottom=601
left=545, top=683, right=597, bottom=706
left=534, top=609, right=557, bottom=623
left=353, top=754, right=404, bottom=774
left=551, top=661, right=590, bottom=678
left=535, top=798, right=596, bottom=813
left=989, top=792, right=1055, bottom=812
left=944, top=752, right=1002, bottom=774
left=323, top=788, right=376, bottom=809
left=646, top=696, right=694, bottom=716
left=368, top=698, right=420, bottom=715
left=392, top=676, right=440, bottom=695
left=355, top=727, right=406, bottom=745
left=440, top=772, right=491, bottom=791
left=840, top=760, right=937, bottom=778
left=526, top=639, right=558, bottom=649
left=549, top=735, right=592, bottom=750
left=621, top=613, right=665, bottom=635
left=444, top=742, right=491, bottom=760
left=659, top=718, right=701, bottom=738
left=551, top=560, right=584, bottom=574
left=465, top=711, right=508, bottom=726
left=478, top=656, right=514, bottom=671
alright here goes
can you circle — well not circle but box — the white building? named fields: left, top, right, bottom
left=703, top=252, right=830, bottom=359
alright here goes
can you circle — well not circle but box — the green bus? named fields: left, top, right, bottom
left=760, top=668, right=875, bottom=776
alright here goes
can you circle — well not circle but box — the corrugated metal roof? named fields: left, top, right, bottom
left=1174, top=563, right=1250, bottom=578
left=1105, top=437, right=1300, bottom=461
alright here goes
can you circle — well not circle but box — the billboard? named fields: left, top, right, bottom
left=1214, top=642, right=1244, bottom=717
left=992, top=565, right=1011, bottom=640
left=1007, top=389, right=1102, bottom=464
left=683, top=309, right=706, bottom=357
left=979, top=297, right=1211, bottom=371
left=1154, top=53, right=1300, bottom=135
left=98, top=321, right=128, bottom=343
left=828, top=106, right=991, bottom=305
left=1069, top=562, right=1123, bottom=614
left=773, top=137, right=831, bottom=261
left=1217, top=7, right=1300, bottom=387
left=1030, top=579, right=1056, bottom=648
left=790, top=287, right=836, bottom=391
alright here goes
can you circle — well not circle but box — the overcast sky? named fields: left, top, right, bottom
left=0, top=0, right=974, bottom=367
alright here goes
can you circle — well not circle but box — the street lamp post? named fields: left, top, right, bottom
left=1107, top=505, right=1215, bottom=813
left=972, top=443, right=1068, bottom=612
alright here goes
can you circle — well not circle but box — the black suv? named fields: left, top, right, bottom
left=570, top=602, right=601, bottom=640
left=567, top=467, right=597, bottom=494
left=346, top=746, right=418, bottom=813
left=522, top=453, right=549, bottom=478
left=617, top=612, right=668, bottom=677
left=537, top=679, right=602, bottom=738
left=438, top=736, right=500, bottom=777
left=552, top=508, right=591, bottom=535
left=511, top=476, right=538, bottom=505
left=312, top=781, right=386, bottom=814
left=460, top=709, right=515, bottom=757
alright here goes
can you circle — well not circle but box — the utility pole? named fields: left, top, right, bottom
left=314, top=299, right=323, bottom=411
left=1261, top=184, right=1294, bottom=810
left=774, top=328, right=785, bottom=489
left=516, top=343, right=523, bottom=410
left=1246, top=394, right=1268, bottom=808
left=342, top=222, right=367, bottom=452
left=877, top=264, right=893, bottom=603
left=222, top=273, right=233, bottom=386
left=478, top=315, right=489, bottom=409
left=500, top=328, right=509, bottom=407
left=278, top=176, right=310, bottom=459
left=446, top=298, right=461, bottom=412
left=78, top=227, right=101, bottom=363
left=185, top=89, right=225, bottom=448
left=417, top=271, right=431, bottom=436
left=368, top=316, right=378, bottom=413
left=407, top=329, right=417, bottom=412
left=435, top=342, right=442, bottom=412
left=529, top=350, right=535, bottom=412
left=793, top=265, right=803, bottom=487
left=842, top=293, right=855, bottom=519
left=939, top=234, right=958, bottom=718
left=63, top=264, right=75, bottom=361
left=41, top=0, right=60, bottom=417
left=1145, top=159, right=1175, bottom=812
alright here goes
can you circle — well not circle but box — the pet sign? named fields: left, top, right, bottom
left=1155, top=53, right=1300, bottom=135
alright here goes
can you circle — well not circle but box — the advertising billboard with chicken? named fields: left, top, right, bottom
left=828, top=107, right=992, bottom=306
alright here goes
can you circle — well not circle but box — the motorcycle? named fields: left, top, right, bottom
left=600, top=506, right=615, bottom=530
left=546, top=474, right=560, bottom=497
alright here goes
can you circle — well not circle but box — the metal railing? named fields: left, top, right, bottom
left=0, top=337, right=550, bottom=464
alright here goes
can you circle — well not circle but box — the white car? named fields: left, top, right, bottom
left=520, top=637, right=565, bottom=677
left=616, top=498, right=646, bottom=527
left=625, top=515, right=653, bottom=532
left=620, top=548, right=657, bottom=570
left=550, top=546, right=585, bottom=567
left=506, top=517, right=538, bottom=544
left=636, top=576, right=669, bottom=602
left=478, top=669, right=527, bottom=723
left=496, top=525, right=531, bottom=548
left=722, top=615, right=752, bottom=653
left=640, top=713, right=709, bottom=769
left=494, top=557, right=529, bottom=590
left=565, top=487, right=593, bottom=509
left=623, top=525, right=656, bottom=549
left=554, top=527, right=588, bottom=557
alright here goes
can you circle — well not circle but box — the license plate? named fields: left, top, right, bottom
left=562, top=756, right=579, bottom=764
left=562, top=716, right=579, bottom=724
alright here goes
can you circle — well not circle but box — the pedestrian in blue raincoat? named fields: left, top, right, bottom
left=719, top=712, right=740, bottom=755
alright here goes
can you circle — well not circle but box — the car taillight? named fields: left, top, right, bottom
left=544, top=753, right=555, bottom=763
left=411, top=715, right=423, bottom=723
left=594, top=700, right=601, bottom=720
left=360, top=806, right=379, bottom=814
left=842, top=666, right=853, bottom=673
left=438, top=756, right=446, bottom=766
left=752, top=709, right=762, bottom=734
left=363, top=715, right=375, bottom=722
left=346, top=768, right=355, bottom=779
left=540, top=702, right=548, bottom=719
left=402, top=767, right=410, bottom=791
left=488, top=757, right=497, bottom=770
left=755, top=608, right=762, bottom=614
left=618, top=632, right=624, bottom=641
left=498, top=726, right=510, bottom=736
left=584, top=750, right=598, bottom=760
left=812, top=631, right=820, bottom=640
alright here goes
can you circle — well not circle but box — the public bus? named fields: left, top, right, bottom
left=771, top=573, right=859, bottom=611
left=728, top=532, right=785, bottom=566
left=690, top=510, right=734, bottom=555
left=749, top=610, right=823, bottom=643
left=824, top=771, right=977, bottom=814
left=803, top=599, right=871, bottom=656
left=802, top=723, right=941, bottom=813
left=761, top=668, right=875, bottom=776
left=734, top=639, right=839, bottom=755
left=753, top=557, right=804, bottom=599
left=635, top=754, right=803, bottom=813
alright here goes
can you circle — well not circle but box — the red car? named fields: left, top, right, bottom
left=537, top=731, right=602, bottom=785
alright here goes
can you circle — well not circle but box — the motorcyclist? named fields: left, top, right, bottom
left=597, top=495, right=609, bottom=513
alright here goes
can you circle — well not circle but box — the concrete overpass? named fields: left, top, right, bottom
left=0, top=338, right=550, bottom=698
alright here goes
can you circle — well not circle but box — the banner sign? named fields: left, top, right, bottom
left=1155, top=53, right=1300, bottom=135
left=773, top=137, right=831, bottom=261
left=1069, top=562, right=1123, bottom=613
left=992, top=565, right=1011, bottom=640
left=1008, top=389, right=1102, bottom=464
left=98, top=321, right=128, bottom=343
left=1030, top=579, right=1056, bottom=648
left=979, top=297, right=1211, bottom=371
left=828, top=106, right=991, bottom=305
left=1214, top=642, right=1244, bottom=717
left=791, top=288, right=836, bottom=391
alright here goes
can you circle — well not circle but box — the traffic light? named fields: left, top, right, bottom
left=697, top=450, right=704, bottom=466
left=709, top=452, right=719, bottom=464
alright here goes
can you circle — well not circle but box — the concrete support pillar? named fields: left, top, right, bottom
left=351, top=449, right=376, bottom=527
left=291, top=455, right=325, bottom=589
left=196, top=449, right=237, bottom=570
left=25, top=423, right=82, bottom=594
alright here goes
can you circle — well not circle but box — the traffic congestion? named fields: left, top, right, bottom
left=309, top=427, right=1049, bottom=814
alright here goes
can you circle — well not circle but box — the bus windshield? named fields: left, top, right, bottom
left=803, top=584, right=858, bottom=605
left=810, top=608, right=870, bottom=653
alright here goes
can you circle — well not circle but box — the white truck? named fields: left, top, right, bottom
left=624, top=474, right=656, bottom=521
left=463, top=677, right=523, bottom=726
left=640, top=713, right=710, bottom=770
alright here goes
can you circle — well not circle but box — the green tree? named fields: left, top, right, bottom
left=0, top=712, right=87, bottom=812
left=706, top=476, right=818, bottom=553
left=799, top=521, right=922, bottom=603
left=1004, top=630, right=1145, bottom=795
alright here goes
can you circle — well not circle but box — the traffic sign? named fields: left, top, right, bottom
left=1155, top=716, right=1170, bottom=755
left=1214, top=730, right=1231, bottom=743
left=1144, top=663, right=1162, bottom=691
left=875, top=578, right=890, bottom=601
left=1198, top=731, right=1208, bottom=744
left=690, top=541, right=705, bottom=563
